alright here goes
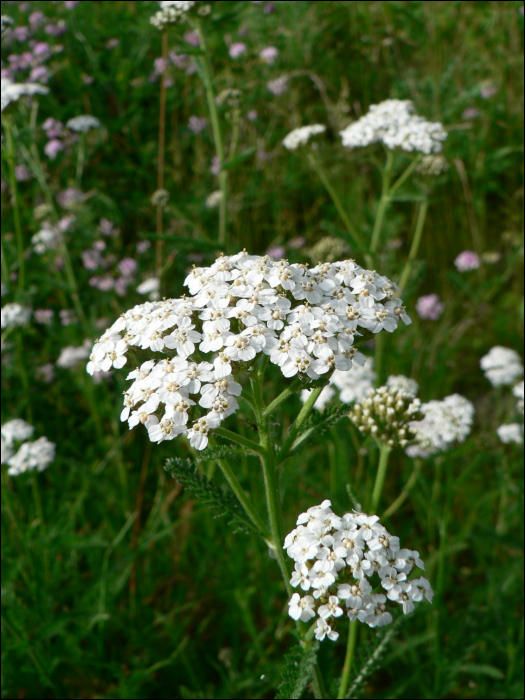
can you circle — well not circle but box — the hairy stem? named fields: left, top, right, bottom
left=337, top=619, right=359, bottom=699
left=398, top=198, right=429, bottom=290
left=370, top=442, right=392, bottom=514
left=196, top=23, right=228, bottom=246
left=262, top=377, right=302, bottom=417
left=215, top=458, right=271, bottom=540
left=156, top=29, right=169, bottom=288
left=3, top=117, right=25, bottom=292
left=307, top=152, right=365, bottom=255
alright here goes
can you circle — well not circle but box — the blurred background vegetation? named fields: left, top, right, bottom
left=1, top=1, right=523, bottom=698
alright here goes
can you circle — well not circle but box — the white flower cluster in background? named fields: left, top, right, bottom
left=56, top=340, right=91, bottom=369
left=283, top=124, right=326, bottom=151
left=66, top=115, right=101, bottom=133
left=1, top=303, right=32, bottom=329
left=151, top=1, right=196, bottom=28
left=87, top=252, right=411, bottom=450
left=1, top=77, right=49, bottom=112
left=340, top=99, right=447, bottom=155
left=386, top=374, right=419, bottom=395
left=480, top=346, right=523, bottom=387
left=497, top=380, right=524, bottom=446
left=301, top=358, right=376, bottom=410
left=349, top=385, right=423, bottom=448
left=416, top=154, right=449, bottom=176
left=1, top=420, right=56, bottom=476
left=285, top=500, right=433, bottom=641
left=406, top=394, right=475, bottom=458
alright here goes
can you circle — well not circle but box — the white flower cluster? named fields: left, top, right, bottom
left=285, top=500, right=433, bottom=641
left=406, top=394, right=474, bottom=458
left=87, top=252, right=411, bottom=450
left=416, top=154, right=449, bottom=176
left=497, top=380, right=524, bottom=446
left=56, top=340, right=91, bottom=369
left=386, top=374, right=419, bottom=395
left=340, top=99, right=447, bottom=155
left=151, top=1, right=196, bottom=28
left=301, top=358, right=376, bottom=410
left=1, top=15, right=13, bottom=36
left=1, top=303, right=32, bottom=329
left=349, top=385, right=423, bottom=448
left=1, top=77, right=49, bottom=112
left=283, top=124, right=326, bottom=151
left=480, top=346, right=523, bottom=387
left=1, top=420, right=55, bottom=476
left=66, top=115, right=101, bottom=133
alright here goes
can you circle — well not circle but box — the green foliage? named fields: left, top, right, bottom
left=164, top=457, right=257, bottom=534
left=275, top=640, right=320, bottom=700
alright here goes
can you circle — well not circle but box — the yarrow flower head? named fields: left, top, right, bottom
left=285, top=501, right=433, bottom=640
left=1, top=78, right=49, bottom=111
left=66, top=114, right=101, bottom=132
left=151, top=1, right=196, bottom=28
left=406, top=394, right=474, bottom=458
left=87, top=252, right=411, bottom=450
left=1, top=420, right=55, bottom=476
left=283, top=124, right=326, bottom=151
left=497, top=423, right=523, bottom=445
left=1, top=303, right=32, bottom=329
left=340, top=99, right=447, bottom=155
left=480, top=347, right=523, bottom=387
left=349, top=385, right=423, bottom=448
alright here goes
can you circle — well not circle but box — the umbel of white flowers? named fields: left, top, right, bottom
left=150, top=0, right=197, bottom=28
left=1, top=419, right=56, bottom=476
left=406, top=394, right=475, bottom=458
left=340, top=99, right=447, bottom=155
left=86, top=252, right=412, bottom=451
left=284, top=501, right=433, bottom=642
left=1, top=77, right=49, bottom=112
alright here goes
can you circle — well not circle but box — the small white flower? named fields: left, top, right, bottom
left=283, top=124, right=326, bottom=150
left=314, top=618, right=339, bottom=642
left=66, top=115, right=101, bottom=132
left=288, top=593, right=316, bottom=622
left=480, top=346, right=523, bottom=387
left=318, top=596, right=344, bottom=620
left=497, top=423, right=523, bottom=445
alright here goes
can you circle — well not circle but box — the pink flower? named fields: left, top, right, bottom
left=117, top=258, right=137, bottom=277
left=416, top=294, right=444, bottom=321
left=14, top=26, right=30, bottom=42
left=268, top=76, right=288, bottom=95
left=15, top=165, right=32, bottom=182
left=247, top=110, right=258, bottom=121
left=260, top=46, right=278, bottom=64
left=64, top=1, right=80, bottom=8
left=59, top=309, right=76, bottom=326
left=30, top=66, right=50, bottom=83
left=29, top=11, right=46, bottom=27
left=229, top=42, right=247, bottom=59
left=210, top=156, right=221, bottom=176
left=289, top=236, right=307, bottom=249
left=454, top=251, right=480, bottom=272
left=267, top=246, right=286, bottom=260
left=114, top=278, right=129, bottom=296
left=184, top=31, right=200, bottom=47
left=99, top=218, right=114, bottom=236
left=33, top=42, right=51, bottom=58
left=56, top=188, right=82, bottom=209
left=44, top=139, right=64, bottom=160
left=43, top=118, right=63, bottom=138
left=136, top=241, right=150, bottom=254
left=34, top=309, right=54, bottom=325
left=106, top=38, right=120, bottom=50
left=45, top=21, right=67, bottom=37
left=480, top=83, right=497, bottom=99
left=462, top=107, right=479, bottom=120
left=188, top=116, right=207, bottom=133
left=36, top=363, right=55, bottom=383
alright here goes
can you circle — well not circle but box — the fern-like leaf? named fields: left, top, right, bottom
left=164, top=457, right=256, bottom=535
left=290, top=404, right=349, bottom=454
left=192, top=445, right=249, bottom=463
left=275, top=640, right=320, bottom=700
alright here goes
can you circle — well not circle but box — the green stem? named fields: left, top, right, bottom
left=4, top=117, right=25, bottom=292
left=370, top=150, right=394, bottom=255
left=389, top=154, right=423, bottom=197
left=307, top=152, right=365, bottom=254
left=213, top=426, right=262, bottom=454
left=337, top=619, right=359, bottom=699
left=262, top=377, right=302, bottom=417
left=75, top=132, right=86, bottom=189
left=196, top=23, right=228, bottom=246
left=16, top=331, right=32, bottom=423
left=156, top=29, right=168, bottom=288
left=370, top=442, right=392, bottom=514
left=277, top=384, right=326, bottom=462
left=374, top=332, right=385, bottom=387
left=215, top=458, right=271, bottom=540
left=398, top=199, right=429, bottom=290
left=381, top=460, right=420, bottom=520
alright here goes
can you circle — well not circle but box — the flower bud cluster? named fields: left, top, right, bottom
left=87, top=252, right=411, bottom=451
left=349, top=386, right=423, bottom=448
left=406, top=394, right=474, bottom=458
left=1, top=419, right=56, bottom=477
left=283, top=124, right=326, bottom=151
left=340, top=99, right=447, bottom=155
left=285, top=500, right=433, bottom=642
